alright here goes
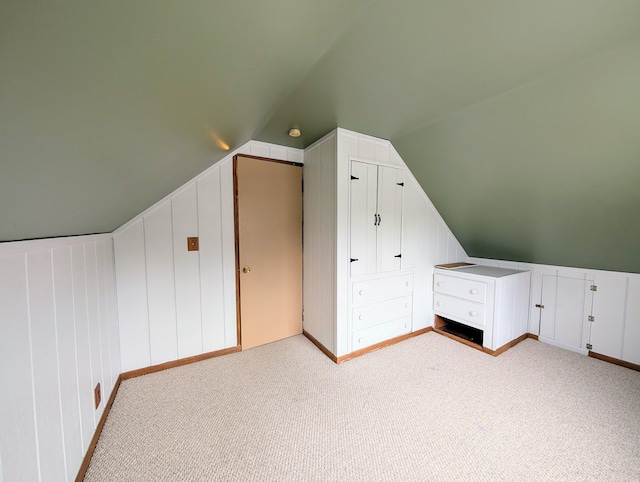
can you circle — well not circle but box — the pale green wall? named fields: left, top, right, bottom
left=393, top=40, right=640, bottom=273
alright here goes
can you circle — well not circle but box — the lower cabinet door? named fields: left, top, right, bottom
left=352, top=316, right=411, bottom=350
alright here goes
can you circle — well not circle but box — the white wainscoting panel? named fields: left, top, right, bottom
left=623, top=277, right=640, bottom=365
left=197, top=168, right=226, bottom=353
left=172, top=184, right=203, bottom=358
left=113, top=141, right=304, bottom=372
left=114, top=220, right=150, bottom=372
left=0, top=234, right=119, bottom=482
left=26, top=250, right=67, bottom=481
left=303, top=131, right=338, bottom=353
left=143, top=201, right=178, bottom=365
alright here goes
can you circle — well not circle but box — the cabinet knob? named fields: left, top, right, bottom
left=358, top=314, right=363, bottom=320
left=437, top=301, right=444, bottom=307
left=405, top=281, right=410, bottom=287
left=437, top=282, right=444, bottom=287
left=357, top=337, right=362, bottom=344
left=470, top=289, right=478, bottom=295
left=469, top=311, right=477, bottom=317
left=359, top=290, right=365, bottom=296
left=404, top=303, right=409, bottom=309
left=404, top=323, right=408, bottom=329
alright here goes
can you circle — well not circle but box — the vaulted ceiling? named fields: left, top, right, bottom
left=2, top=1, right=639, bottom=272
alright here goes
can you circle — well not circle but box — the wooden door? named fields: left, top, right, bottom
left=234, top=156, right=302, bottom=350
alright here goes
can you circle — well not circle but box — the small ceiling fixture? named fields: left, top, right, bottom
left=288, top=128, right=301, bottom=138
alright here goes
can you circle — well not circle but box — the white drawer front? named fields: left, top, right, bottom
left=433, top=274, right=487, bottom=303
left=352, top=295, right=413, bottom=331
left=353, top=273, right=413, bottom=306
left=352, top=316, right=412, bottom=350
left=433, top=293, right=485, bottom=328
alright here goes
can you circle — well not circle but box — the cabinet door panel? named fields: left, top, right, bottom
left=377, top=166, right=403, bottom=273
left=350, top=161, right=377, bottom=276
left=539, top=275, right=592, bottom=353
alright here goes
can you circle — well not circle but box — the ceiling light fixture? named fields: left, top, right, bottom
left=288, top=128, right=301, bottom=138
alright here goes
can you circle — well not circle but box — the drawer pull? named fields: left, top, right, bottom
left=436, top=301, right=444, bottom=307
left=358, top=314, right=363, bottom=320
left=404, top=303, right=409, bottom=309
left=359, top=290, right=365, bottom=296
left=470, top=289, right=478, bottom=295
left=406, top=281, right=410, bottom=287
left=469, top=311, right=477, bottom=317
left=437, top=282, right=444, bottom=287
left=357, top=337, right=362, bottom=344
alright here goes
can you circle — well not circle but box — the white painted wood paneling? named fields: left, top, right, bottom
left=1, top=234, right=119, bottom=482
left=102, top=241, right=120, bottom=390
left=197, top=168, right=226, bottom=352
left=51, top=247, right=83, bottom=476
left=96, top=240, right=114, bottom=402
left=358, top=137, right=375, bottom=160
left=249, top=141, right=271, bottom=158
left=70, top=243, right=96, bottom=452
left=401, top=176, right=430, bottom=329
left=26, top=250, right=67, bottom=481
left=269, top=145, right=288, bottom=161
left=0, top=254, right=40, bottom=482
left=623, top=276, right=640, bottom=365
left=172, top=184, right=203, bottom=358
left=220, top=159, right=238, bottom=348
left=84, top=244, right=105, bottom=425
left=302, top=133, right=337, bottom=352
left=374, top=141, right=390, bottom=163
left=143, top=201, right=178, bottom=364
left=114, top=221, right=150, bottom=372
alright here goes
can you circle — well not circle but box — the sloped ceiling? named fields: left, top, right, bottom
left=1, top=1, right=639, bottom=272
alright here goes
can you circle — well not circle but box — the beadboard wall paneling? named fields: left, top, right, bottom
left=0, top=234, right=119, bottom=482
left=113, top=141, right=304, bottom=372
left=172, top=184, right=203, bottom=359
left=469, top=257, right=640, bottom=364
left=113, top=220, right=151, bottom=372
left=302, top=131, right=338, bottom=353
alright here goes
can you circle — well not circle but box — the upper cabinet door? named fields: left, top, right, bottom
left=377, top=166, right=403, bottom=273
left=350, top=161, right=404, bottom=277
left=350, top=161, right=378, bottom=276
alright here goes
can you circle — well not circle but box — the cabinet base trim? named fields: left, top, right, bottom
left=303, top=331, right=338, bottom=363
left=121, top=345, right=242, bottom=380
left=588, top=351, right=640, bottom=372
left=434, top=315, right=527, bottom=356
left=304, top=328, right=433, bottom=364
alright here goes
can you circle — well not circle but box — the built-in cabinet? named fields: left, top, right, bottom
left=303, top=128, right=468, bottom=359
left=433, top=265, right=531, bottom=352
left=469, top=257, right=640, bottom=367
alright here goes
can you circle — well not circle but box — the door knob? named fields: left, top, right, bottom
left=242, top=266, right=251, bottom=273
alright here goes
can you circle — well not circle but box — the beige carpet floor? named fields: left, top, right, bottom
left=85, top=332, right=640, bottom=481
